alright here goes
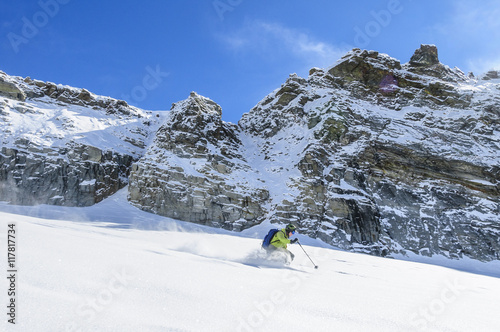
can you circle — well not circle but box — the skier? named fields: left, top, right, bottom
left=265, top=223, right=299, bottom=262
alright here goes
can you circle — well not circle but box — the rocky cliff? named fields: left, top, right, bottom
left=1, top=45, right=499, bottom=261
left=0, top=71, right=164, bottom=206
left=128, top=92, right=268, bottom=230
left=129, top=45, right=499, bottom=260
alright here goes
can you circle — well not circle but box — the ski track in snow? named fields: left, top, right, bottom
left=1, top=188, right=500, bottom=332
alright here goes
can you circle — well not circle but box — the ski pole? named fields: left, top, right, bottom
left=298, top=242, right=318, bottom=269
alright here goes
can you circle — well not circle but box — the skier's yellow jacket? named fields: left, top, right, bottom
left=270, top=229, right=291, bottom=249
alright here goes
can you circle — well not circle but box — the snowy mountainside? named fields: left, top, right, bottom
left=130, top=45, right=499, bottom=262
left=1, top=190, right=500, bottom=331
left=0, top=71, right=165, bottom=206
left=1, top=44, right=499, bottom=263
left=128, top=92, right=269, bottom=230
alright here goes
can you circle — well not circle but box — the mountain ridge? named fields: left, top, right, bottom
left=1, top=44, right=499, bottom=262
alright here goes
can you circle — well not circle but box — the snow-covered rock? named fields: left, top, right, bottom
left=0, top=71, right=164, bottom=206
left=1, top=44, right=498, bottom=262
left=128, top=92, right=268, bottom=231
left=130, top=45, right=499, bottom=260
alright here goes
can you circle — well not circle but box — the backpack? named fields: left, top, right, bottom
left=262, top=229, right=279, bottom=249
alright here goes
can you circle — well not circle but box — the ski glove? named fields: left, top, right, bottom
left=291, top=238, right=299, bottom=244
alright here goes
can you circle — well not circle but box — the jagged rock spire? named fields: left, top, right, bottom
left=409, top=44, right=440, bottom=67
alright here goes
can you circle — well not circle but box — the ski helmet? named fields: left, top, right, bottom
left=285, top=223, right=297, bottom=233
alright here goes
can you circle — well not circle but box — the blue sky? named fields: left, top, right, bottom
left=2, top=0, right=500, bottom=123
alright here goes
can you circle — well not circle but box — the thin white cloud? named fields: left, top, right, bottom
left=433, top=0, right=500, bottom=73
left=467, top=58, right=500, bottom=76
left=257, top=21, right=343, bottom=63
left=218, top=20, right=349, bottom=70
left=433, top=0, right=500, bottom=37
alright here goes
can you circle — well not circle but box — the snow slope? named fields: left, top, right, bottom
left=0, top=96, right=164, bottom=157
left=1, top=189, right=500, bottom=332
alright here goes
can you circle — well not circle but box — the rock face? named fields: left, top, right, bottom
left=1, top=44, right=499, bottom=262
left=129, top=45, right=499, bottom=260
left=0, top=143, right=134, bottom=206
left=0, top=76, right=25, bottom=101
left=409, top=44, right=439, bottom=66
left=128, top=92, right=268, bottom=231
left=0, top=71, right=163, bottom=206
